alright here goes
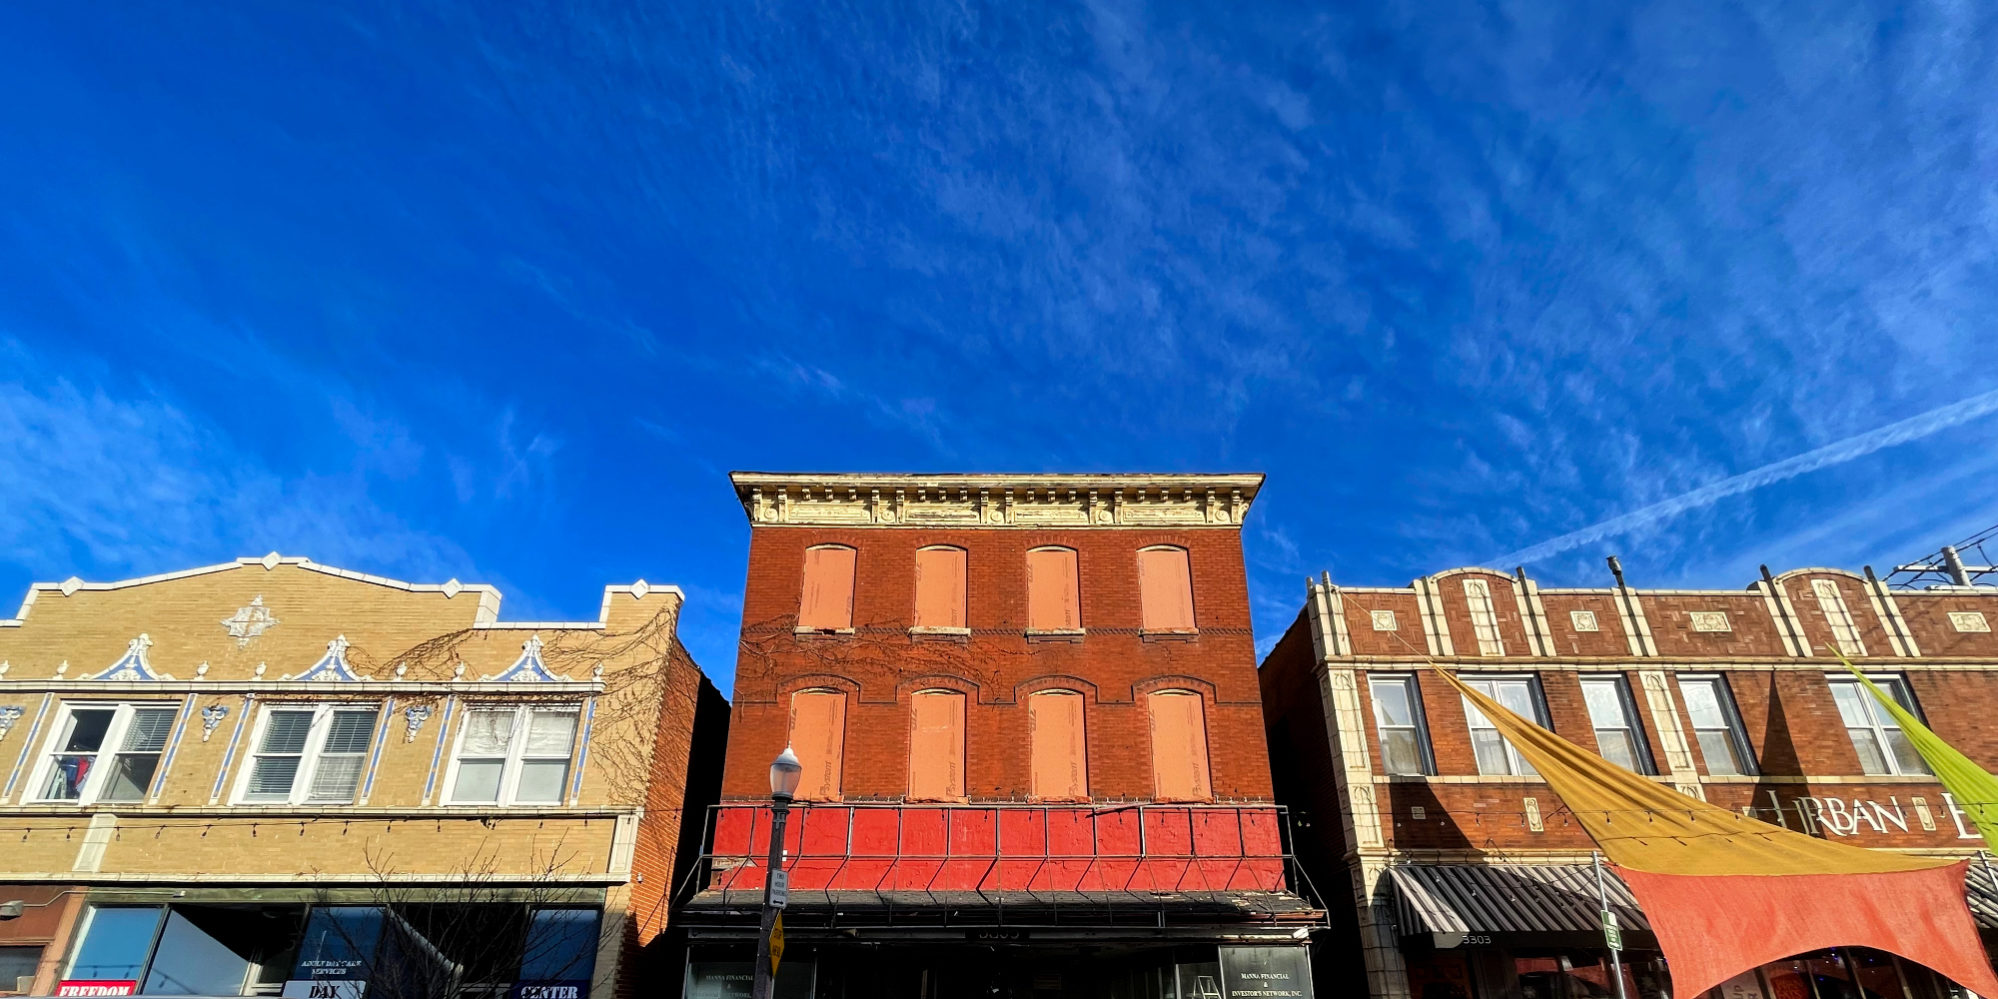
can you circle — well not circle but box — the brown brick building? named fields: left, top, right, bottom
left=681, top=473, right=1321, bottom=999
left=1260, top=563, right=1998, bottom=999
left=0, top=556, right=726, bottom=999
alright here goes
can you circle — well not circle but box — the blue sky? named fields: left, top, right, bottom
left=4, top=2, right=1996, bottom=690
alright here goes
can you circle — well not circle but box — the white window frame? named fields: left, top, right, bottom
left=1462, top=579, right=1506, bottom=656
left=1459, top=675, right=1548, bottom=776
left=230, top=703, right=381, bottom=806
left=1825, top=674, right=1929, bottom=777
left=26, top=702, right=179, bottom=805
left=1368, top=673, right=1435, bottom=776
left=442, top=703, right=583, bottom=806
left=1811, top=580, right=1866, bottom=657
left=1676, top=674, right=1758, bottom=776
left=1580, top=676, right=1655, bottom=774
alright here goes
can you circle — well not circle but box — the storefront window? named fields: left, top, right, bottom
left=141, top=906, right=303, bottom=996
left=65, top=906, right=166, bottom=984
left=519, top=910, right=599, bottom=984
left=290, top=906, right=383, bottom=994
left=2, top=946, right=44, bottom=994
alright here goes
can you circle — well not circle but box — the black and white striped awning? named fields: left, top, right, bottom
left=1389, top=859, right=1998, bottom=949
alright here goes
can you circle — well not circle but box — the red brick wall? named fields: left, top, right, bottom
left=1538, top=594, right=1631, bottom=658
left=1432, top=571, right=1534, bottom=657
left=1340, top=591, right=1427, bottom=657
left=721, top=526, right=1272, bottom=804
left=1898, top=595, right=1998, bottom=658
left=1778, top=573, right=1893, bottom=658
left=1643, top=593, right=1790, bottom=657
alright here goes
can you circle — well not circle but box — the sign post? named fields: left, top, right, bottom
left=1593, top=852, right=1629, bottom=999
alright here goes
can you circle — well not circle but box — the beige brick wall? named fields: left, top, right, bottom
left=0, top=557, right=716, bottom=999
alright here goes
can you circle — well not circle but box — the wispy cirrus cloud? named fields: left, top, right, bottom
left=1495, top=385, right=1998, bottom=567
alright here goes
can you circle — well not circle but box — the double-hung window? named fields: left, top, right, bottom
left=1677, top=675, right=1757, bottom=776
left=1826, top=674, right=1929, bottom=776
left=1369, top=674, right=1435, bottom=775
left=236, top=705, right=380, bottom=804
left=448, top=705, right=581, bottom=805
left=1459, top=676, right=1548, bottom=776
left=33, top=703, right=178, bottom=803
left=1580, top=676, right=1656, bottom=774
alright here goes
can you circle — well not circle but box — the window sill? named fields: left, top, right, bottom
left=1025, top=628, right=1086, bottom=643
left=793, top=626, right=857, bottom=637
left=909, top=627, right=971, bottom=644
left=1140, top=629, right=1199, bottom=642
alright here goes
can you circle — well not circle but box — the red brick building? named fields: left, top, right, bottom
left=1260, top=563, right=1998, bottom=999
left=682, top=473, right=1321, bottom=999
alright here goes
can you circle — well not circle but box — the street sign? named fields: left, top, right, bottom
left=769, top=869, right=790, bottom=909
left=769, top=914, right=785, bottom=974
left=1601, top=909, right=1623, bottom=952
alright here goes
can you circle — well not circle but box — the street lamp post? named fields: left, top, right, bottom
left=753, top=747, right=803, bottom=999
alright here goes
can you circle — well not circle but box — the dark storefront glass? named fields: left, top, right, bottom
left=2, top=946, right=45, bottom=992
left=67, top=907, right=167, bottom=982
left=518, top=910, right=599, bottom=983
left=141, top=906, right=303, bottom=995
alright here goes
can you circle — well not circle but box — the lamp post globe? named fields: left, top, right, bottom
left=769, top=745, right=803, bottom=801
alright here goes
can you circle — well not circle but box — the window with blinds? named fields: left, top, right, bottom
left=238, top=705, right=380, bottom=805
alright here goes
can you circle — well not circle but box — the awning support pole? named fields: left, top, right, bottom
left=1594, top=851, right=1629, bottom=999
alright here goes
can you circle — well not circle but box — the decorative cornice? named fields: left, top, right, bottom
left=1, top=555, right=683, bottom=632
left=729, top=472, right=1263, bottom=529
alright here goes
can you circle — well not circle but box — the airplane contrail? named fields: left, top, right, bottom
left=1495, top=385, right=1998, bottom=567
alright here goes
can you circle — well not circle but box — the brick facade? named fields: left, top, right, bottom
left=1261, top=565, right=1998, bottom=999
left=723, top=524, right=1273, bottom=805
left=0, top=557, right=723, bottom=999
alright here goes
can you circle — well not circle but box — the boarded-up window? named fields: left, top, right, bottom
left=1029, top=690, right=1088, bottom=801
left=907, top=689, right=966, bottom=800
left=1147, top=690, right=1212, bottom=802
left=798, top=545, right=856, bottom=631
left=789, top=689, right=846, bottom=801
left=1026, top=547, right=1081, bottom=631
left=913, top=546, right=967, bottom=629
left=1138, top=546, right=1196, bottom=631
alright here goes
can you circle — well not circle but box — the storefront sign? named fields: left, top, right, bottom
left=1218, top=946, right=1312, bottom=999
left=511, top=979, right=590, bottom=999
left=1754, top=791, right=1988, bottom=841
left=281, top=981, right=366, bottom=999
left=56, top=981, right=137, bottom=996
left=685, top=960, right=814, bottom=999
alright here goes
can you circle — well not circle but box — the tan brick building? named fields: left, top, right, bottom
left=1260, top=563, right=1998, bottom=999
left=0, top=556, right=726, bottom=999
